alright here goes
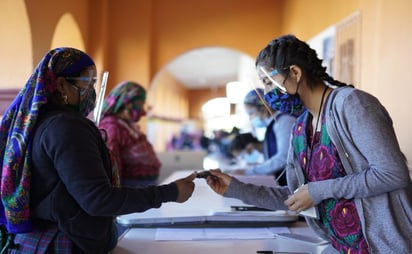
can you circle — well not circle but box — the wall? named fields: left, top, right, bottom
left=101, top=0, right=153, bottom=90
left=87, top=0, right=284, bottom=92
left=187, top=87, right=227, bottom=120
left=0, top=0, right=32, bottom=88
left=146, top=70, right=189, bottom=151
left=25, top=0, right=91, bottom=66
left=359, top=0, right=412, bottom=175
left=150, top=0, right=284, bottom=74
left=281, top=0, right=361, bottom=40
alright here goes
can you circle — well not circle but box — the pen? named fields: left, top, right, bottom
left=256, top=252, right=312, bottom=254
left=231, top=206, right=271, bottom=211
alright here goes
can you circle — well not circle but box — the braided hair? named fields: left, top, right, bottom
left=255, top=34, right=349, bottom=88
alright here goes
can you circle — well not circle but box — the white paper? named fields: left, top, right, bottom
left=155, top=227, right=290, bottom=241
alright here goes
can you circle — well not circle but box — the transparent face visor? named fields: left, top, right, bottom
left=93, top=71, right=109, bottom=125
left=65, top=68, right=98, bottom=96
left=243, top=80, right=274, bottom=120
left=258, top=66, right=287, bottom=94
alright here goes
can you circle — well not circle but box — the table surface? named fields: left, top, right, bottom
left=112, top=170, right=337, bottom=254
left=112, top=223, right=336, bottom=254
left=116, top=170, right=295, bottom=227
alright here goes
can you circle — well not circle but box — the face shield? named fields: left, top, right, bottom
left=256, top=66, right=306, bottom=117
left=92, top=71, right=109, bottom=125
left=257, top=66, right=288, bottom=94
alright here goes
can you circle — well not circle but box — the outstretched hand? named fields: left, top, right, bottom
left=202, top=169, right=232, bottom=195
left=174, top=172, right=196, bottom=203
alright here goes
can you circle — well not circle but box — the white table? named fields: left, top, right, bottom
left=113, top=170, right=336, bottom=254
left=112, top=223, right=336, bottom=254
left=116, top=170, right=296, bottom=227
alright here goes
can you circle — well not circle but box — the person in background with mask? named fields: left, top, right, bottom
left=99, top=81, right=161, bottom=188
left=236, top=88, right=296, bottom=186
left=0, top=48, right=195, bottom=253
left=204, top=34, right=412, bottom=253
left=229, top=132, right=264, bottom=166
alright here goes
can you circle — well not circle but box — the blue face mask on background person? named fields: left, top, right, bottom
left=241, top=149, right=264, bottom=165
left=250, top=116, right=271, bottom=129
left=264, top=87, right=305, bottom=117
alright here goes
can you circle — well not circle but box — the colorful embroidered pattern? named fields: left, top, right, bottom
left=101, top=81, right=146, bottom=117
left=292, top=108, right=368, bottom=253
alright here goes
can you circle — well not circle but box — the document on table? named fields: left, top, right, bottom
left=155, top=227, right=290, bottom=241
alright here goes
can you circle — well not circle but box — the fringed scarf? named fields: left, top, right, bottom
left=101, top=81, right=146, bottom=117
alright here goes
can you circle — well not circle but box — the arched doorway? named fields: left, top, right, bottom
left=145, top=46, right=260, bottom=152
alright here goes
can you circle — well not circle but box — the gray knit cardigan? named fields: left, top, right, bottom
left=224, top=86, right=412, bottom=253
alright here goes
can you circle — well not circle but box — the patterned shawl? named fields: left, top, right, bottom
left=101, top=81, right=146, bottom=116
left=0, top=47, right=95, bottom=233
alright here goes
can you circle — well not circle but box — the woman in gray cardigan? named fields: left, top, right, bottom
left=205, top=35, right=412, bottom=253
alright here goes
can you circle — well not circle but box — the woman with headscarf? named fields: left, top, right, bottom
left=99, top=81, right=161, bottom=187
left=0, top=47, right=195, bottom=253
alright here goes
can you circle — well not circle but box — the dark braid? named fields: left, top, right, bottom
left=256, top=34, right=350, bottom=88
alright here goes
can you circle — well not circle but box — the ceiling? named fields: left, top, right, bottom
left=164, top=47, right=255, bottom=89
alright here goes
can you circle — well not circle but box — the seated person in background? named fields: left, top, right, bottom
left=99, top=81, right=161, bottom=187
left=229, top=133, right=264, bottom=166
left=237, top=88, right=296, bottom=186
left=0, top=47, right=195, bottom=253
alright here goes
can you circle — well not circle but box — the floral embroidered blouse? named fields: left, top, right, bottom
left=99, top=115, right=161, bottom=180
left=292, top=99, right=369, bottom=253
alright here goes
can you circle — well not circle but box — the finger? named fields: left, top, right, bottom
left=206, top=174, right=219, bottom=185
left=209, top=169, right=224, bottom=177
left=209, top=168, right=222, bottom=174
left=184, top=172, right=197, bottom=181
left=289, top=203, right=300, bottom=212
left=284, top=196, right=299, bottom=211
left=284, top=195, right=295, bottom=206
left=206, top=176, right=219, bottom=188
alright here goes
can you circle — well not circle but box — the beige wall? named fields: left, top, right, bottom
left=25, top=0, right=91, bottom=67
left=0, top=0, right=411, bottom=175
left=359, top=0, right=412, bottom=175
left=188, top=87, right=227, bottom=120
left=149, top=0, right=284, bottom=73
left=281, top=0, right=361, bottom=40
left=101, top=0, right=153, bottom=90
left=146, top=69, right=189, bottom=151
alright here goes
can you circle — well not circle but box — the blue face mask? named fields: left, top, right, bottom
left=242, top=149, right=264, bottom=165
left=250, top=116, right=271, bottom=129
left=264, top=88, right=305, bottom=117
